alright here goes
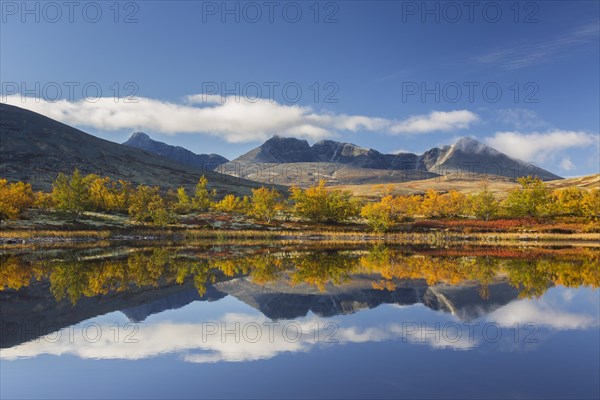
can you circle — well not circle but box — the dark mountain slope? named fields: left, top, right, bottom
left=123, top=132, right=228, bottom=169
left=0, top=103, right=273, bottom=194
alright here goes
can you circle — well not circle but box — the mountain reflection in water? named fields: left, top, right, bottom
left=1, top=244, right=597, bottom=352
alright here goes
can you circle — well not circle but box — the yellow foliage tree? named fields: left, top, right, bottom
left=468, top=184, right=499, bottom=220
left=249, top=187, right=282, bottom=222
left=552, top=187, right=584, bottom=217
left=290, top=180, right=359, bottom=223
left=192, top=176, right=216, bottom=211
left=214, top=194, right=248, bottom=214
left=51, top=169, right=92, bottom=218
left=581, top=189, right=600, bottom=220
left=502, top=176, right=551, bottom=217
left=172, top=187, right=192, bottom=214
left=0, top=179, right=35, bottom=222
left=128, top=185, right=172, bottom=226
left=361, top=195, right=398, bottom=232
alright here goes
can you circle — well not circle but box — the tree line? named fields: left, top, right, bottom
left=0, top=171, right=598, bottom=230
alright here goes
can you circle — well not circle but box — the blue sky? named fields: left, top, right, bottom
left=1, top=1, right=599, bottom=176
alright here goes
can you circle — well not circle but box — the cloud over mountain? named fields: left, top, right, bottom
left=1, top=95, right=478, bottom=143
left=485, top=130, right=597, bottom=162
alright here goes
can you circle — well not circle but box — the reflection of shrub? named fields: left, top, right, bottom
left=2, top=246, right=598, bottom=305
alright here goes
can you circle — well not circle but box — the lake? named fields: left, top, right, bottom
left=1, top=243, right=599, bottom=399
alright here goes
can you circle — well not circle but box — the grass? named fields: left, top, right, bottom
left=329, top=173, right=600, bottom=198
left=1, top=208, right=598, bottom=246
left=0, top=230, right=112, bottom=239
left=2, top=227, right=597, bottom=249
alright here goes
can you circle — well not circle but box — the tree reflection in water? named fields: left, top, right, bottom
left=1, top=245, right=598, bottom=304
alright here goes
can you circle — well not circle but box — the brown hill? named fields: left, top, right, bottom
left=0, top=103, right=278, bottom=195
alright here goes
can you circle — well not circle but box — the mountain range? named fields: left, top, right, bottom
left=1, top=269, right=519, bottom=348
left=123, top=132, right=228, bottom=169
left=1, top=103, right=562, bottom=191
left=217, top=135, right=561, bottom=185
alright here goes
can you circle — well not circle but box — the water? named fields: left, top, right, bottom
left=1, top=243, right=599, bottom=399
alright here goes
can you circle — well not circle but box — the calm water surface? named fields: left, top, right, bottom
left=1, top=244, right=598, bottom=399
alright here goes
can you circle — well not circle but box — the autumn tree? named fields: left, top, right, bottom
left=249, top=187, right=282, bottom=222
left=420, top=190, right=442, bottom=218
left=0, top=179, right=35, bottom=222
left=469, top=184, right=499, bottom=220
left=438, top=190, right=469, bottom=218
left=502, top=176, right=551, bottom=217
left=361, top=195, right=397, bottom=232
left=172, top=187, right=192, bottom=214
left=128, top=185, right=172, bottom=226
left=393, top=194, right=421, bottom=217
left=214, top=194, right=249, bottom=214
left=52, top=169, right=92, bottom=219
left=290, top=180, right=359, bottom=223
left=552, top=187, right=584, bottom=217
left=87, top=175, right=111, bottom=211
left=33, top=191, right=54, bottom=209
left=581, top=189, right=600, bottom=220
left=107, top=180, right=132, bottom=212
left=192, top=176, right=216, bottom=211
left=75, top=174, right=131, bottom=213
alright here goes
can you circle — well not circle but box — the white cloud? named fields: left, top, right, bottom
left=485, top=130, right=598, bottom=162
left=560, top=158, right=575, bottom=171
left=1, top=95, right=478, bottom=143
left=487, top=300, right=598, bottom=331
left=0, top=313, right=474, bottom=363
left=389, top=110, right=479, bottom=134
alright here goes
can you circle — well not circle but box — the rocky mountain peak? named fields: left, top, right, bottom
left=453, top=136, right=498, bottom=155
left=128, top=132, right=151, bottom=141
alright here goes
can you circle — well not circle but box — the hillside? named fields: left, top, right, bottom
left=330, top=173, right=599, bottom=198
left=0, top=104, right=274, bottom=195
left=123, top=132, right=228, bottom=169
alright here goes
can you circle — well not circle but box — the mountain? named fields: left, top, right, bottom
left=234, top=136, right=419, bottom=168
left=1, top=271, right=518, bottom=348
left=0, top=103, right=274, bottom=194
left=123, top=132, right=228, bottom=169
left=219, top=136, right=561, bottom=186
left=214, top=274, right=519, bottom=321
left=234, top=135, right=320, bottom=163
left=419, top=137, right=561, bottom=180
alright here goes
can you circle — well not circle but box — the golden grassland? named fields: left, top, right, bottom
left=330, top=174, right=600, bottom=198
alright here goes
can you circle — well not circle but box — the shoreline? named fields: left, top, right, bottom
left=1, top=228, right=598, bottom=247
